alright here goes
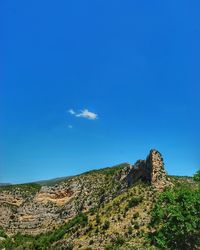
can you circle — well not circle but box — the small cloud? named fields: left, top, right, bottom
left=68, top=108, right=98, bottom=120
left=68, top=125, right=73, bottom=129
left=76, top=109, right=98, bottom=120
left=68, top=109, right=76, bottom=115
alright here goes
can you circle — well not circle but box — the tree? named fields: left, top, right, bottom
left=194, top=169, right=200, bottom=183
left=149, top=186, right=200, bottom=249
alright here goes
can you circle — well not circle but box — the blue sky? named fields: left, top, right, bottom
left=1, top=0, right=200, bottom=183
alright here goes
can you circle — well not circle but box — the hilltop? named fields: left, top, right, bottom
left=0, top=150, right=199, bottom=250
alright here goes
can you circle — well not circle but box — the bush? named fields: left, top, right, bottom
left=194, top=169, right=200, bottom=183
left=149, top=185, right=200, bottom=249
left=89, top=239, right=94, bottom=245
left=128, top=226, right=133, bottom=234
left=96, top=213, right=101, bottom=224
left=89, top=206, right=98, bottom=215
left=102, top=220, right=110, bottom=230
left=132, top=212, right=139, bottom=219
left=0, top=227, right=7, bottom=238
left=105, top=236, right=125, bottom=249
left=133, top=222, right=140, bottom=230
left=64, top=242, right=73, bottom=250
left=114, top=236, right=125, bottom=246
left=128, top=196, right=143, bottom=208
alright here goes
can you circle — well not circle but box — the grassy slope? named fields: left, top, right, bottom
left=0, top=183, right=154, bottom=249
left=0, top=165, right=196, bottom=250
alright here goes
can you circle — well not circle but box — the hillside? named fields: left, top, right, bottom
left=0, top=150, right=199, bottom=250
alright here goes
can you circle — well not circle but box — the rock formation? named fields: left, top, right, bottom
left=116, top=149, right=171, bottom=190
left=146, top=149, right=170, bottom=190
left=0, top=149, right=171, bottom=236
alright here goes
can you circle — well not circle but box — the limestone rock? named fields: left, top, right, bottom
left=146, top=149, right=171, bottom=190
left=0, top=149, right=171, bottom=236
left=116, top=149, right=171, bottom=190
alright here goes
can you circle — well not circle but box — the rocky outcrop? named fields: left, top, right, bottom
left=0, top=150, right=171, bottom=236
left=116, top=149, right=171, bottom=190
left=146, top=149, right=171, bottom=190
left=0, top=171, right=123, bottom=235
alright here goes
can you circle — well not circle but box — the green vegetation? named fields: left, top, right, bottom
left=1, top=168, right=199, bottom=249
left=105, top=236, right=125, bottom=249
left=149, top=181, right=200, bottom=249
left=194, top=169, right=200, bottom=183
left=95, top=213, right=101, bottom=224
left=83, top=163, right=128, bottom=176
left=0, top=213, right=88, bottom=250
left=0, top=183, right=41, bottom=195
left=0, top=227, right=7, bottom=238
left=128, top=196, right=143, bottom=208
left=102, top=220, right=110, bottom=230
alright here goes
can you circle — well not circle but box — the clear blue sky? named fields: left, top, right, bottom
left=1, top=1, right=200, bottom=183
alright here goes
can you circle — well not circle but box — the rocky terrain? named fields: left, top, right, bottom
left=0, top=149, right=196, bottom=250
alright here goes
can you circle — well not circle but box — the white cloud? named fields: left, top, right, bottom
left=76, top=109, right=98, bottom=120
left=68, top=109, right=76, bottom=115
left=68, top=108, right=98, bottom=120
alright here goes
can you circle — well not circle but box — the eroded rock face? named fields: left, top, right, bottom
left=0, top=150, right=171, bottom=236
left=0, top=180, right=80, bottom=235
left=0, top=170, right=125, bottom=235
left=116, top=149, right=171, bottom=190
left=146, top=149, right=170, bottom=190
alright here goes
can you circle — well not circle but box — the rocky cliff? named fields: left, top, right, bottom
left=0, top=150, right=171, bottom=237
left=116, top=149, right=171, bottom=190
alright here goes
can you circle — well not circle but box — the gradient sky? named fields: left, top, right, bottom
left=1, top=1, right=200, bottom=183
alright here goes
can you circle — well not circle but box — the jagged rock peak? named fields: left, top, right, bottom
left=146, top=149, right=170, bottom=190
left=116, top=149, right=171, bottom=190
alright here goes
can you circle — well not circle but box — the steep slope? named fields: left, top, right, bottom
left=0, top=164, right=127, bottom=235
left=0, top=149, right=174, bottom=249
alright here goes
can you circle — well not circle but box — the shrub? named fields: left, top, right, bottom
left=95, top=227, right=99, bottom=234
left=132, top=212, right=139, bottom=219
left=149, top=185, right=200, bottom=249
left=115, top=236, right=125, bottom=246
left=128, top=196, right=143, bottom=208
left=96, top=213, right=101, bottom=224
left=105, top=236, right=125, bottom=249
left=128, top=226, right=133, bottom=234
left=89, top=206, right=98, bottom=215
left=0, top=227, right=7, bottom=238
left=64, top=242, right=73, bottom=250
left=134, top=222, right=140, bottom=230
left=194, top=169, right=200, bottom=183
left=89, top=239, right=94, bottom=245
left=102, top=220, right=110, bottom=230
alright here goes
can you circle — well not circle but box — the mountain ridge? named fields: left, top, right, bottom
left=0, top=149, right=197, bottom=250
left=0, top=149, right=173, bottom=236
